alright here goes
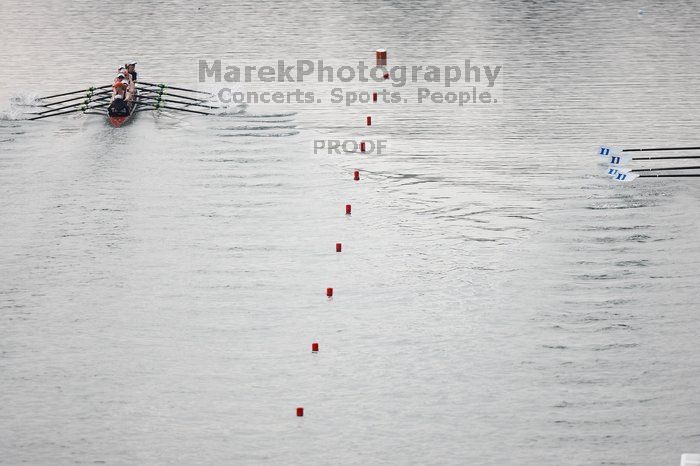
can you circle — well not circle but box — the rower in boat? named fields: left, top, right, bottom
left=125, top=62, right=137, bottom=100
left=116, top=68, right=130, bottom=93
left=108, top=74, right=130, bottom=117
left=126, top=61, right=137, bottom=82
left=112, top=74, right=127, bottom=97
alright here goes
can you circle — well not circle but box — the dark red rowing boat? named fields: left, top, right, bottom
left=107, top=87, right=138, bottom=127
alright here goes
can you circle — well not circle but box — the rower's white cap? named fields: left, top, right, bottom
left=116, top=73, right=125, bottom=78
left=127, top=61, right=137, bottom=65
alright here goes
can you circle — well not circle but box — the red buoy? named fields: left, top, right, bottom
left=336, top=242, right=342, bottom=252
left=376, top=49, right=387, bottom=66
left=345, top=204, right=352, bottom=215
left=360, top=141, right=366, bottom=152
left=354, top=170, right=360, bottom=181
left=326, top=287, right=333, bottom=297
left=296, top=407, right=304, bottom=417
left=383, top=72, right=389, bottom=80
left=312, top=342, right=319, bottom=352
left=372, top=92, right=378, bottom=102
left=366, top=116, right=372, bottom=126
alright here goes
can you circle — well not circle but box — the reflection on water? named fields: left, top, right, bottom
left=1, top=1, right=700, bottom=465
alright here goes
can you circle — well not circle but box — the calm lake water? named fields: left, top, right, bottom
left=1, top=1, right=700, bottom=465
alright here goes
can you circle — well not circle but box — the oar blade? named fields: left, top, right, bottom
left=612, top=172, right=639, bottom=182
left=599, top=155, right=631, bottom=166
left=598, top=145, right=621, bottom=157
left=605, top=166, right=631, bottom=177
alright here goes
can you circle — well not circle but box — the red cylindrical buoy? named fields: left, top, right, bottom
left=345, top=204, right=352, bottom=215
left=383, top=72, right=389, bottom=80
left=296, top=407, right=304, bottom=417
left=375, top=49, right=387, bottom=66
left=354, top=170, right=360, bottom=181
left=336, top=242, right=342, bottom=252
left=326, top=287, right=333, bottom=297
left=360, top=141, right=366, bottom=152
left=366, top=116, right=372, bottom=126
left=372, top=92, right=378, bottom=102
left=312, top=342, right=319, bottom=352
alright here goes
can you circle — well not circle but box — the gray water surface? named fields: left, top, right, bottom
left=1, top=1, right=700, bottom=465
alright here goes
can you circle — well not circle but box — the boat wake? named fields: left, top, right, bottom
left=203, top=105, right=299, bottom=136
left=213, top=102, right=248, bottom=115
left=239, top=112, right=298, bottom=118
left=216, top=130, right=299, bottom=138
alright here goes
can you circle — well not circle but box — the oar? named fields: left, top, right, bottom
left=605, top=164, right=700, bottom=175
left=599, top=145, right=700, bottom=157
left=37, top=85, right=112, bottom=101
left=602, top=154, right=700, bottom=165
left=16, top=93, right=99, bottom=108
left=607, top=165, right=700, bottom=182
left=18, top=89, right=111, bottom=108
left=150, top=104, right=212, bottom=115
left=640, top=173, right=700, bottom=178
left=137, top=95, right=221, bottom=109
left=138, top=88, right=211, bottom=103
left=26, top=102, right=109, bottom=121
left=628, top=155, right=700, bottom=160
left=28, top=95, right=112, bottom=115
left=622, top=146, right=700, bottom=152
left=630, top=165, right=700, bottom=172
left=139, top=81, right=213, bottom=96
left=612, top=172, right=700, bottom=182
left=43, top=90, right=112, bottom=107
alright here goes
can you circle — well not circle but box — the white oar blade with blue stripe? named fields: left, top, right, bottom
left=601, top=155, right=631, bottom=166
left=605, top=166, right=630, bottom=177
left=612, top=172, right=639, bottom=182
left=598, top=145, right=621, bottom=157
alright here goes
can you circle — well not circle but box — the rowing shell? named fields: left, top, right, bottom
left=108, top=87, right=138, bottom=127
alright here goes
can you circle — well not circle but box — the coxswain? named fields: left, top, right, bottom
left=108, top=77, right=129, bottom=117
